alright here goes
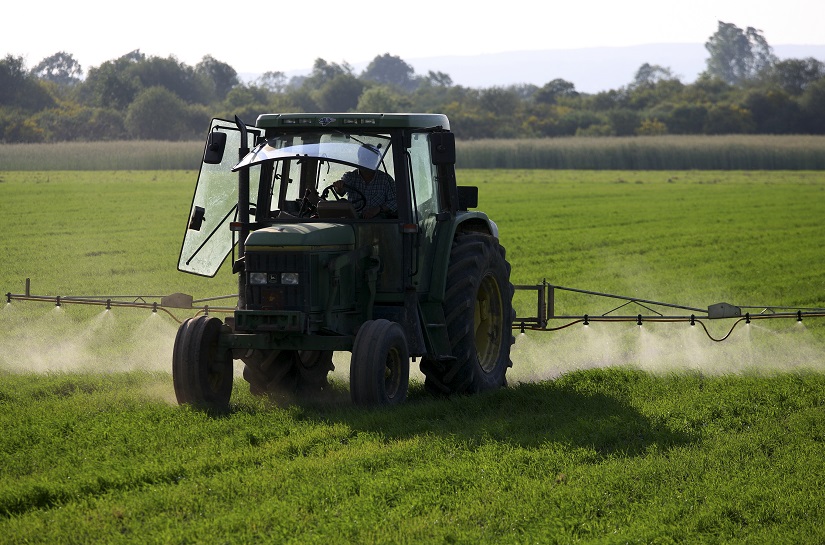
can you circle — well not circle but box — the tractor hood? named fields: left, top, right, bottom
left=244, top=223, right=355, bottom=251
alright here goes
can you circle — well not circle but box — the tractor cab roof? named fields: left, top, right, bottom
left=232, top=132, right=392, bottom=172
left=255, top=113, right=450, bottom=131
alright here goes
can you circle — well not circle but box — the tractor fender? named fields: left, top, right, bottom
left=428, top=211, right=497, bottom=303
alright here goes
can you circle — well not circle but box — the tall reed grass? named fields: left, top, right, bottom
left=0, top=140, right=202, bottom=170
left=1, top=135, right=824, bottom=170
left=456, top=135, right=825, bottom=170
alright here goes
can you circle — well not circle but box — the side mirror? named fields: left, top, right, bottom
left=188, top=206, right=205, bottom=231
left=457, top=186, right=478, bottom=210
left=430, top=132, right=456, bottom=165
left=203, top=131, right=227, bottom=165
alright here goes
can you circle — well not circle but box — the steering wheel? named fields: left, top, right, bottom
left=321, top=183, right=367, bottom=216
left=298, top=188, right=320, bottom=218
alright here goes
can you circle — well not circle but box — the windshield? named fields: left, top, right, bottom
left=240, top=132, right=396, bottom=220
left=233, top=132, right=391, bottom=172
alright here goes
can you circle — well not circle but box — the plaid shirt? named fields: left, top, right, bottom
left=340, top=169, right=397, bottom=214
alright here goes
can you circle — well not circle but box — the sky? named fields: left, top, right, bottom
left=3, top=0, right=823, bottom=80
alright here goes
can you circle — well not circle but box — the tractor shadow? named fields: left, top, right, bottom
left=269, top=368, right=696, bottom=458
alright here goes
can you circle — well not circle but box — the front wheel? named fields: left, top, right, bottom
left=350, top=319, right=410, bottom=407
left=172, top=316, right=233, bottom=411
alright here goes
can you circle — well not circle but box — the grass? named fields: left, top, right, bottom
left=472, top=170, right=825, bottom=311
left=0, top=170, right=234, bottom=299
left=0, top=141, right=203, bottom=171
left=2, top=136, right=824, bottom=170
left=457, top=135, right=825, bottom=170
left=1, top=169, right=825, bottom=543
left=1, top=370, right=823, bottom=543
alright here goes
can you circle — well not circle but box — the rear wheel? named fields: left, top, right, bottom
left=350, top=319, right=409, bottom=407
left=421, top=233, right=515, bottom=396
left=172, top=316, right=233, bottom=411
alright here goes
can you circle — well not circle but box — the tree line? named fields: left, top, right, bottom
left=1, top=21, right=824, bottom=143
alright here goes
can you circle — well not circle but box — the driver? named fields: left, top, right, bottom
left=333, top=144, right=397, bottom=219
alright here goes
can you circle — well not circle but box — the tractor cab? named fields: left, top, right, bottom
left=178, top=114, right=456, bottom=279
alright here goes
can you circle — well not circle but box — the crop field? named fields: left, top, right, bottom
left=1, top=169, right=824, bottom=543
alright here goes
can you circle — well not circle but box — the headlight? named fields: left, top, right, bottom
left=281, top=272, right=299, bottom=285
left=249, top=272, right=268, bottom=285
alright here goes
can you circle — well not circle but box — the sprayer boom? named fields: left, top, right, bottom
left=7, top=278, right=825, bottom=342
left=5, top=278, right=235, bottom=323
left=514, top=281, right=825, bottom=341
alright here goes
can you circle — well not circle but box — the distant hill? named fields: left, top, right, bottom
left=406, top=44, right=708, bottom=93
left=403, top=44, right=825, bottom=93
left=245, top=44, right=825, bottom=94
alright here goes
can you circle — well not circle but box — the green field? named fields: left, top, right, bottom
left=1, top=170, right=824, bottom=543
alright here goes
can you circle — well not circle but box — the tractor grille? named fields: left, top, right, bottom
left=245, top=251, right=311, bottom=311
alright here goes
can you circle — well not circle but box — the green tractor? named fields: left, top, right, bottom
left=173, top=114, right=514, bottom=409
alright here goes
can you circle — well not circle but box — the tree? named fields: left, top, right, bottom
left=130, top=55, right=203, bottom=103
left=410, top=77, right=468, bottom=112
left=303, top=58, right=353, bottom=90
left=665, top=103, right=708, bottom=134
left=682, top=73, right=733, bottom=103
left=423, top=70, right=453, bottom=87
left=0, top=55, right=55, bottom=112
left=81, top=50, right=144, bottom=109
left=743, top=89, right=802, bottom=133
left=125, top=86, right=202, bottom=140
left=31, top=105, right=126, bottom=141
left=586, top=89, right=627, bottom=111
left=635, top=118, right=668, bottom=136
left=313, top=74, right=364, bottom=112
left=631, top=63, right=675, bottom=88
left=626, top=78, right=684, bottom=110
left=607, top=108, right=640, bottom=136
left=558, top=110, right=605, bottom=136
left=479, top=87, right=520, bottom=117
left=799, top=79, right=825, bottom=133
left=361, top=53, right=418, bottom=92
left=196, top=55, right=239, bottom=102
left=283, top=86, right=318, bottom=113
left=704, top=21, right=777, bottom=85
left=31, top=52, right=83, bottom=87
left=255, top=71, right=287, bottom=93
left=534, top=78, right=578, bottom=104
left=509, top=84, right=540, bottom=100
left=357, top=86, right=408, bottom=112
left=222, top=84, right=272, bottom=121
left=703, top=104, right=754, bottom=134
left=763, top=58, right=825, bottom=96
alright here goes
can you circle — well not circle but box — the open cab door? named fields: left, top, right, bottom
left=178, top=118, right=259, bottom=277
